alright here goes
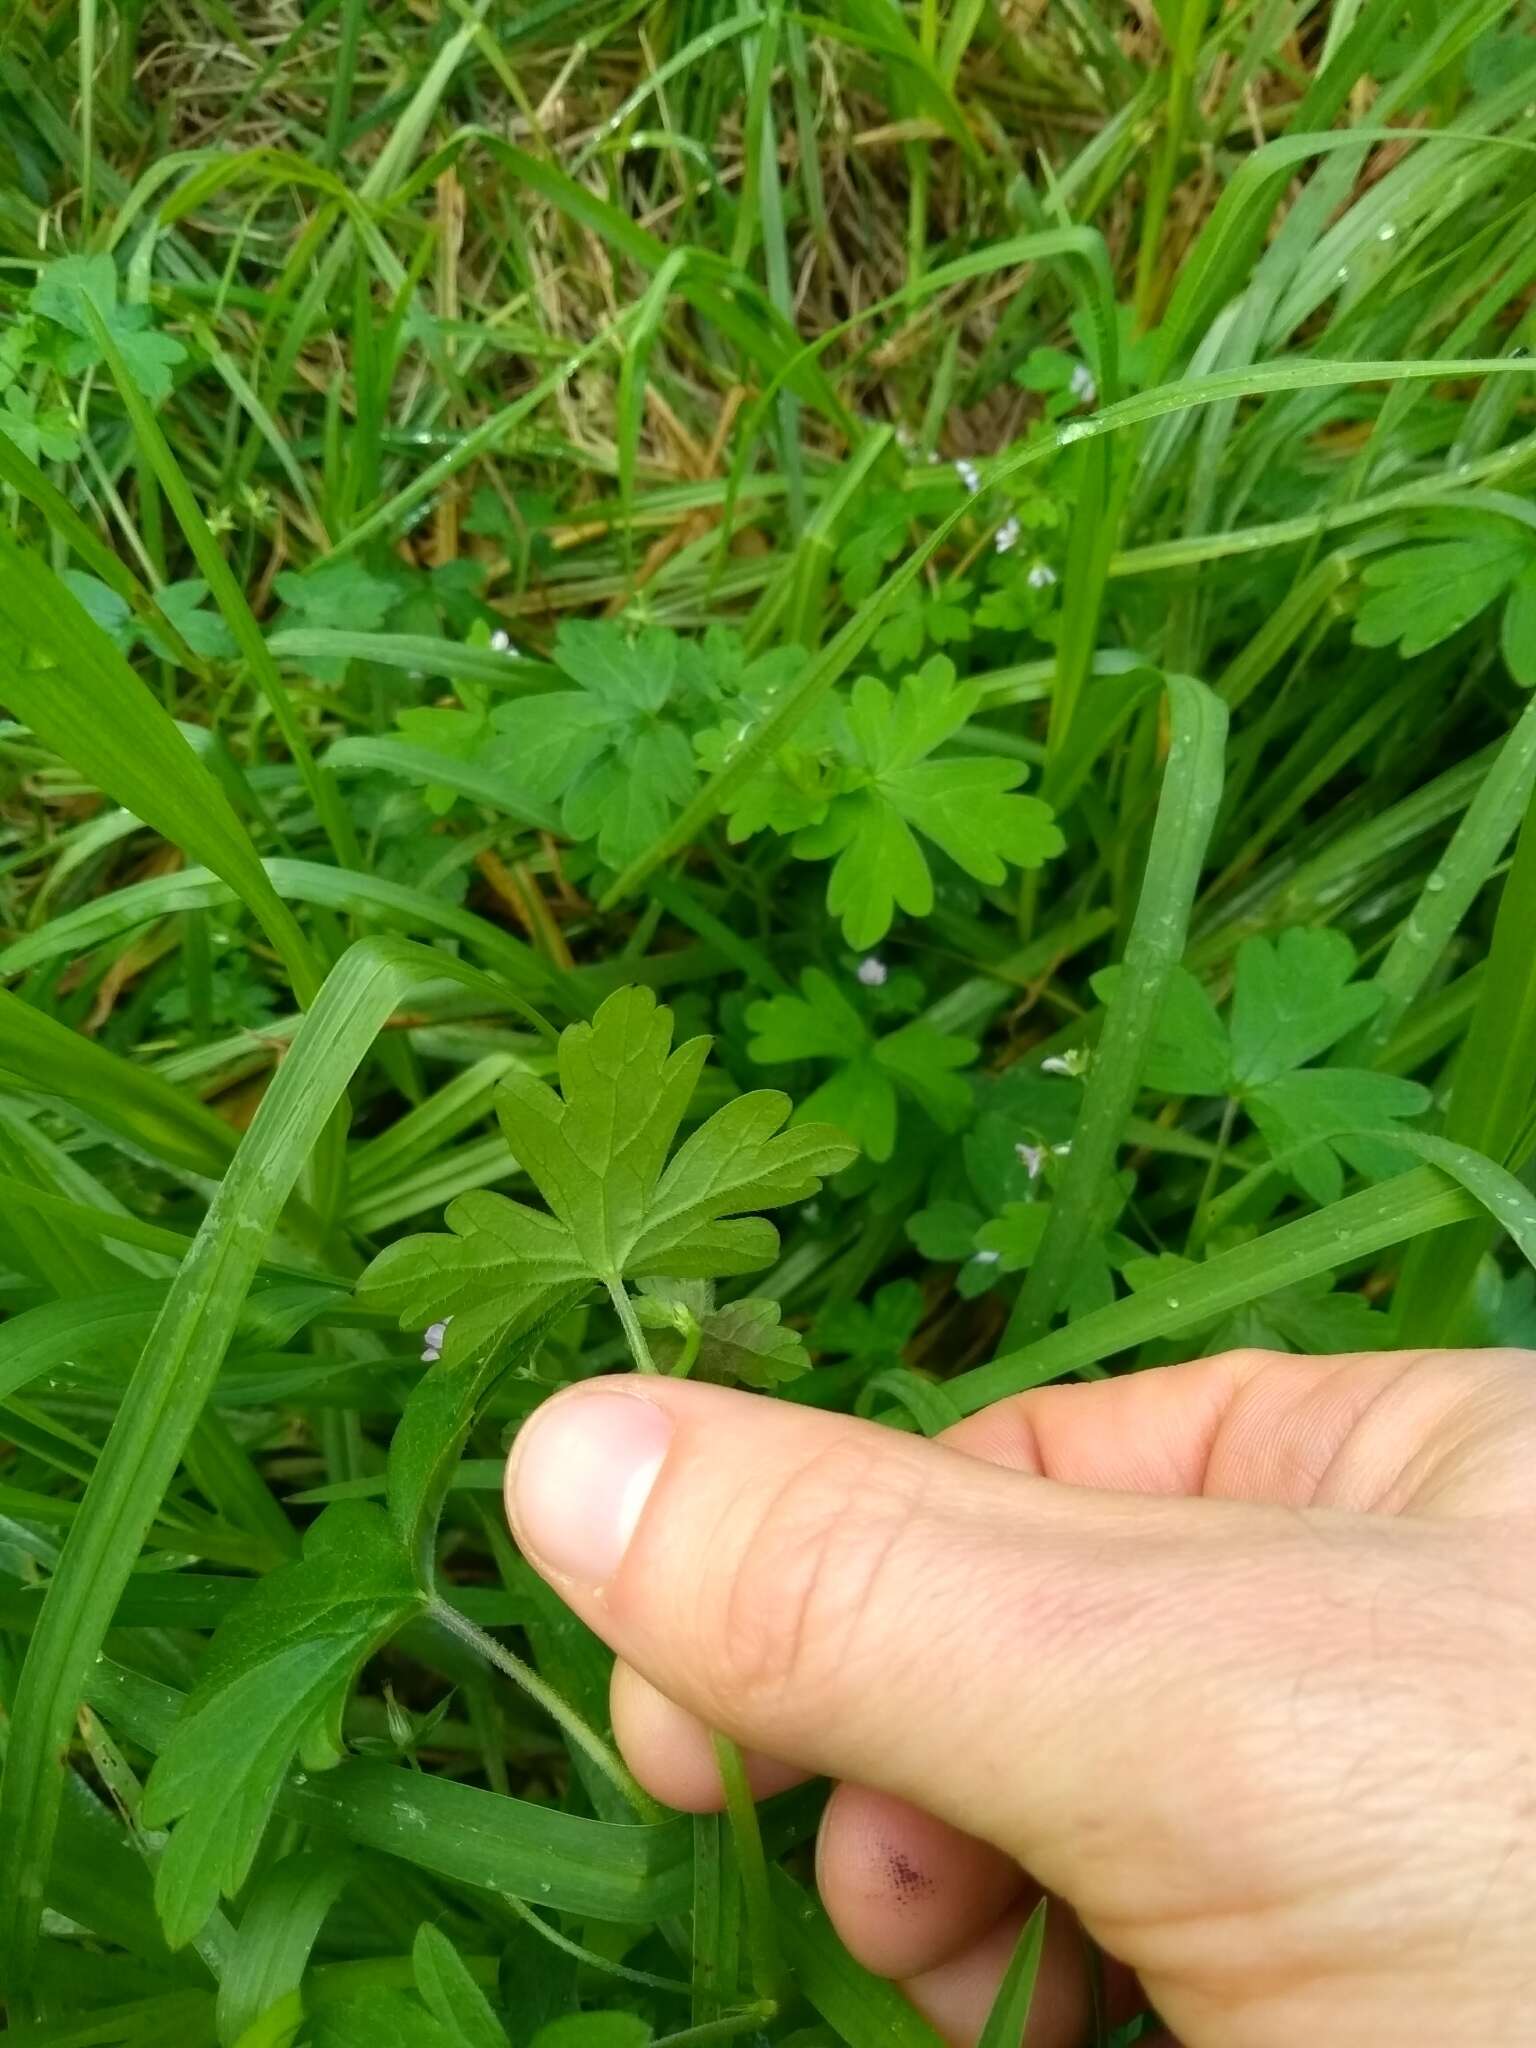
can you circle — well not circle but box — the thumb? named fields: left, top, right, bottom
left=504, top=1375, right=1319, bottom=1907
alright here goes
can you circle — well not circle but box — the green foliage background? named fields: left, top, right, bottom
left=4, top=0, right=1536, bottom=2041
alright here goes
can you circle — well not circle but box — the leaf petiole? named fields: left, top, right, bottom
left=607, top=1275, right=660, bottom=1374
left=427, top=1596, right=663, bottom=1821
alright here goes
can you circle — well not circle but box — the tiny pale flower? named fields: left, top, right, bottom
left=422, top=1317, right=451, bottom=1363
left=856, top=956, right=889, bottom=987
left=1027, top=562, right=1058, bottom=590
left=489, top=628, right=517, bottom=654
left=995, top=516, right=1022, bottom=555
left=1070, top=362, right=1097, bottom=407
left=1041, top=1048, right=1089, bottom=1078
left=954, top=457, right=982, bottom=494
left=1015, top=1141, right=1046, bottom=1180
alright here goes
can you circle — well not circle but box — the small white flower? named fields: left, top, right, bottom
left=971, top=1248, right=1001, bottom=1266
left=1041, top=1048, right=1089, bottom=1078
left=994, top=517, right=1022, bottom=555
left=1015, top=1141, right=1045, bottom=1180
left=954, top=457, right=982, bottom=494
left=1027, top=562, right=1058, bottom=590
left=895, top=424, right=917, bottom=450
left=1070, top=362, right=1097, bottom=407
left=489, top=628, right=518, bottom=654
left=856, top=956, right=889, bottom=987
left=421, top=1317, right=451, bottom=1363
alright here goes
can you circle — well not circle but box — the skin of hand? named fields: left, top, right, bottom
left=503, top=1347, right=1536, bottom=2047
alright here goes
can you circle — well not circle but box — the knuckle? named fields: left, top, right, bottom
left=1206, top=1343, right=1291, bottom=1378
left=702, top=1432, right=929, bottom=1729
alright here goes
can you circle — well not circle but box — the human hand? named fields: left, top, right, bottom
left=504, top=1347, right=1536, bottom=2046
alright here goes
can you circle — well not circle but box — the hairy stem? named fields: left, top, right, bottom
left=607, top=1275, right=659, bottom=1373
left=429, top=1597, right=662, bottom=1822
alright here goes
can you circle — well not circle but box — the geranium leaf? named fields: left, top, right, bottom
left=1247, top=1068, right=1430, bottom=1205
left=790, top=659, right=1061, bottom=946
left=141, top=1503, right=422, bottom=1947
left=747, top=970, right=974, bottom=1163
left=1228, top=929, right=1381, bottom=1088
left=1354, top=533, right=1532, bottom=658
left=358, top=987, right=854, bottom=1354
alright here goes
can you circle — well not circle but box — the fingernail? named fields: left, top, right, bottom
left=508, top=1388, right=672, bottom=1586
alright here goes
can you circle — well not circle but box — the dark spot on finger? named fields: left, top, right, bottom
left=886, top=1847, right=936, bottom=1901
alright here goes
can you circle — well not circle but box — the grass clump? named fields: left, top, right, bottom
left=3, top=0, right=1536, bottom=2040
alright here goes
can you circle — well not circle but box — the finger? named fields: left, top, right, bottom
left=503, top=1375, right=1307, bottom=1912
left=815, top=1783, right=1024, bottom=1979
left=609, top=1660, right=804, bottom=1811
left=901, top=1898, right=1092, bottom=2048
left=941, top=1345, right=1536, bottom=1514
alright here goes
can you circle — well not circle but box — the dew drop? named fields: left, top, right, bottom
left=1425, top=873, right=1446, bottom=893
left=1377, top=222, right=1397, bottom=241
left=1167, top=1297, right=1181, bottom=1309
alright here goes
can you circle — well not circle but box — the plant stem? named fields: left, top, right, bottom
left=654, top=2008, right=778, bottom=2047
left=506, top=1895, right=695, bottom=1995
left=1134, top=24, right=1199, bottom=328
left=1189, top=1095, right=1238, bottom=1250
left=607, top=1276, right=659, bottom=1373
left=428, top=1597, right=663, bottom=1822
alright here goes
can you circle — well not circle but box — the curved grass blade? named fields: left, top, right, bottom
left=1354, top=692, right=1536, bottom=1055
left=0, top=430, right=143, bottom=604
left=1007, top=676, right=1228, bottom=1345
left=325, top=737, right=560, bottom=830
left=0, top=535, right=321, bottom=1005
left=768, top=1867, right=944, bottom=2047
left=1394, top=780, right=1536, bottom=1342
left=81, top=298, right=360, bottom=886
left=0, top=859, right=562, bottom=1014
left=957, top=1167, right=1480, bottom=1413
left=1395, top=1134, right=1536, bottom=1275
left=977, top=1899, right=1047, bottom=2048
left=215, top=1851, right=355, bottom=2048
left=0, top=986, right=235, bottom=1179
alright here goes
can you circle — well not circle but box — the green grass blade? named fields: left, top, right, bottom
left=1393, top=785, right=1536, bottom=1341
left=215, top=1852, right=355, bottom=2048
left=1356, top=692, right=1536, bottom=1055
left=1008, top=676, right=1228, bottom=1344
left=0, top=858, right=563, bottom=1014
left=0, top=534, right=321, bottom=1005
left=768, top=1868, right=944, bottom=2047
left=976, top=1899, right=1047, bottom=2048
left=711, top=1735, right=781, bottom=2007
left=81, top=303, right=361, bottom=888
left=958, top=1167, right=1479, bottom=1413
